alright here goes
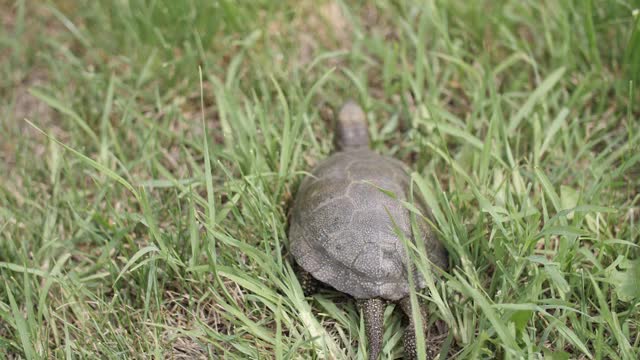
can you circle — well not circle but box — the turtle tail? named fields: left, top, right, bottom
left=335, top=100, right=370, bottom=151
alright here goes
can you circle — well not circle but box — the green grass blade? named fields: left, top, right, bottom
left=6, top=282, right=35, bottom=359
left=509, top=67, right=565, bottom=132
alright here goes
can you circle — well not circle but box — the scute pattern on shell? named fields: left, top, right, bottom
left=290, top=149, right=447, bottom=300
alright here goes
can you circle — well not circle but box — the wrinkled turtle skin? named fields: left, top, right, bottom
left=288, top=101, right=449, bottom=360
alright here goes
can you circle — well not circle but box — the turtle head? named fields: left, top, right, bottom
left=335, top=100, right=369, bottom=151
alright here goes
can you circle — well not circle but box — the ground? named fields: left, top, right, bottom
left=1, top=0, right=639, bottom=359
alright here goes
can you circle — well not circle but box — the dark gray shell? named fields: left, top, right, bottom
left=289, top=149, right=447, bottom=300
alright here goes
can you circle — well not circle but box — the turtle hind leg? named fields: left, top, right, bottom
left=359, top=298, right=385, bottom=360
left=400, top=297, right=443, bottom=360
left=294, top=263, right=320, bottom=297
left=400, top=297, right=420, bottom=360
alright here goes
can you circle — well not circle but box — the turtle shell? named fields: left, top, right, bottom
left=289, top=148, right=447, bottom=300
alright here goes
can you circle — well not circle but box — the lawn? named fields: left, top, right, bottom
left=1, top=0, right=639, bottom=359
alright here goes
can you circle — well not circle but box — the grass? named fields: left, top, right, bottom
left=1, top=0, right=639, bottom=358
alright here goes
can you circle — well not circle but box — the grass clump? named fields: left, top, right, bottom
left=1, top=0, right=639, bottom=358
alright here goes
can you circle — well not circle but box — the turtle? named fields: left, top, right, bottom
left=288, top=101, right=449, bottom=359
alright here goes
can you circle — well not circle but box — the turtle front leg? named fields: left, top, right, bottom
left=294, top=263, right=320, bottom=297
left=400, top=297, right=444, bottom=360
left=359, top=298, right=385, bottom=360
